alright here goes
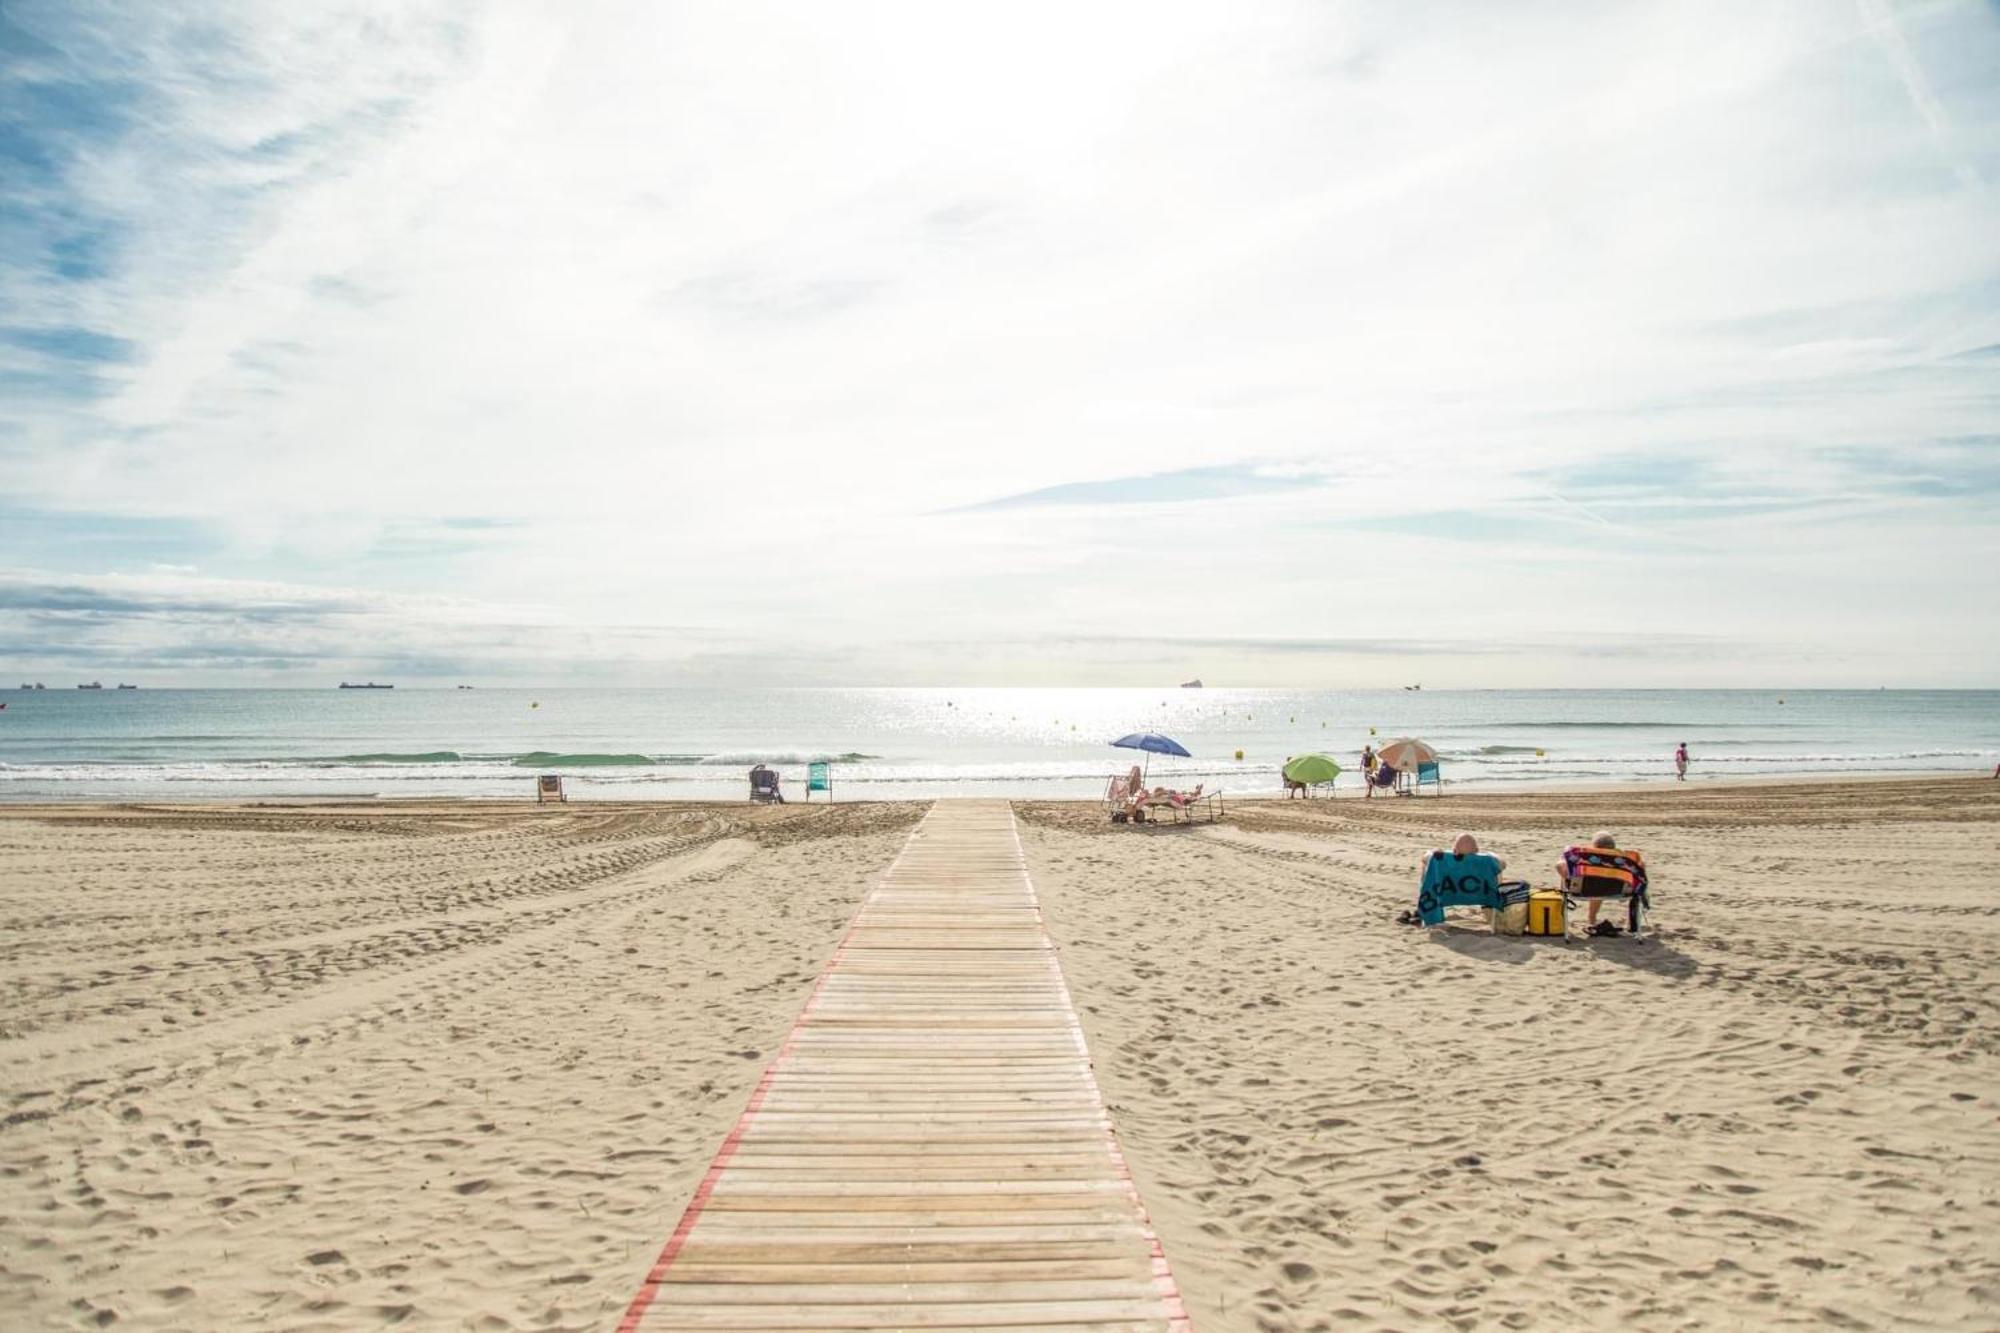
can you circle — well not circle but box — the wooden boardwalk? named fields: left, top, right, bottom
left=620, top=800, right=1190, bottom=1332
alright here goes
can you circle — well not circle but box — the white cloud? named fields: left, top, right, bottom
left=3, top=0, right=1998, bottom=684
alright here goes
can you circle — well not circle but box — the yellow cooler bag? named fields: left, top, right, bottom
left=1525, top=889, right=1566, bottom=937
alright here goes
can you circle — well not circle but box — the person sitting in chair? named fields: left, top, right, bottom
left=1120, top=765, right=1147, bottom=820
left=748, top=763, right=785, bottom=803
left=1452, top=831, right=1502, bottom=869
left=1561, top=830, right=1624, bottom=933
left=1454, top=832, right=1503, bottom=923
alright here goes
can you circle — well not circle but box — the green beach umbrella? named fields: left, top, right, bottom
left=1282, top=753, right=1341, bottom=785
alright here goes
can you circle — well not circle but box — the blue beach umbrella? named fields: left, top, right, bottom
left=1111, top=732, right=1192, bottom=780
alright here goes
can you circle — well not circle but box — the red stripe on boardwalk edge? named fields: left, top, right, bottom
left=1008, top=811, right=1195, bottom=1333
left=611, top=814, right=891, bottom=1333
left=616, top=803, right=1196, bottom=1332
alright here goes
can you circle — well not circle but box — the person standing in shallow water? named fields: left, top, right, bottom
left=1675, top=742, right=1690, bottom=781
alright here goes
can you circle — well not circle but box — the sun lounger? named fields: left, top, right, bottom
left=1143, top=784, right=1222, bottom=824
left=1561, top=845, right=1649, bottom=934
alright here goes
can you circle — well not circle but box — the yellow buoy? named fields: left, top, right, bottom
left=1536, top=748, right=1545, bottom=758
left=531, top=702, right=539, bottom=709
left=1369, top=726, right=1376, bottom=736
left=1234, top=749, right=1244, bottom=761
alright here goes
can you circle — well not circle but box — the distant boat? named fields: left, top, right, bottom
left=456, top=684, right=475, bottom=690
left=77, top=681, right=102, bottom=690
left=1180, top=678, right=1203, bottom=688
left=338, top=682, right=394, bottom=689
left=117, top=683, right=137, bottom=689
left=34, top=682, right=45, bottom=689
left=1404, top=683, right=1422, bottom=691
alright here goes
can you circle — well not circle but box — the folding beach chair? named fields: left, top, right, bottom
left=536, top=774, right=566, bottom=804
left=1414, top=850, right=1513, bottom=926
left=748, top=765, right=784, bottom=803
left=1561, top=845, right=1649, bottom=935
left=1106, top=767, right=1147, bottom=823
left=1105, top=774, right=1133, bottom=822
left=1414, top=760, right=1443, bottom=795
left=804, top=761, right=832, bottom=801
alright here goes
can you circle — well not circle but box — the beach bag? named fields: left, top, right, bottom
left=1525, top=890, right=1566, bottom=937
left=1492, top=882, right=1532, bottom=936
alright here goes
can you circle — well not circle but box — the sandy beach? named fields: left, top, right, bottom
left=1021, top=777, right=2000, bottom=1330
left=0, top=801, right=925, bottom=1331
left=3, top=778, right=1998, bottom=1330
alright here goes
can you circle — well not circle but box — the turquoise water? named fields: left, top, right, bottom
left=0, top=687, right=1994, bottom=800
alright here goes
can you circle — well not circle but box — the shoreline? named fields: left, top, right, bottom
left=1, top=768, right=1994, bottom=811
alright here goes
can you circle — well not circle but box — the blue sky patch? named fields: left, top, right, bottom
left=0, top=325, right=137, bottom=362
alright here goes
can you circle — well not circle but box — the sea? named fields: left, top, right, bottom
left=1, top=687, right=1995, bottom=802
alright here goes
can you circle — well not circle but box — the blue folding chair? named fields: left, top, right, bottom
left=1414, top=760, right=1443, bottom=794
left=805, top=760, right=833, bottom=801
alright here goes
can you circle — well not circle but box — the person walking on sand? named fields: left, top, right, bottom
left=1361, top=744, right=1377, bottom=799
left=1674, top=741, right=1689, bottom=781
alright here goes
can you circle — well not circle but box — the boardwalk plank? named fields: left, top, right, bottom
left=619, top=802, right=1189, bottom=1333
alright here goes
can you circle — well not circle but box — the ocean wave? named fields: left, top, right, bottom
left=694, top=751, right=879, bottom=766
left=326, top=751, right=466, bottom=764
left=1455, top=749, right=1990, bottom=765
left=1484, top=721, right=1792, bottom=730
left=509, top=751, right=655, bottom=767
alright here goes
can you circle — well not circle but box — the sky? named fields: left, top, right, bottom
left=1, top=0, right=1997, bottom=688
